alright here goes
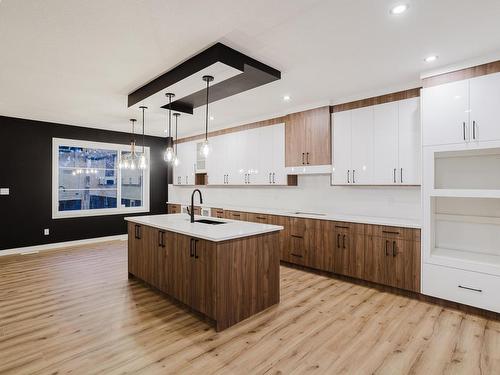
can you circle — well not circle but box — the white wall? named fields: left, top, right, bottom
left=169, top=175, right=421, bottom=221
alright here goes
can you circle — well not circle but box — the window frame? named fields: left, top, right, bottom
left=52, top=138, right=150, bottom=219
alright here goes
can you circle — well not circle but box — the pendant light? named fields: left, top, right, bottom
left=201, top=75, right=214, bottom=157
left=173, top=112, right=181, bottom=167
left=139, top=106, right=148, bottom=170
left=164, top=92, right=175, bottom=162
left=120, top=118, right=138, bottom=170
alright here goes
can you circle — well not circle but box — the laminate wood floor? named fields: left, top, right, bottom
left=1, top=240, right=500, bottom=375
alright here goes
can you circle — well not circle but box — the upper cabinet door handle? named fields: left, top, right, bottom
left=393, top=168, right=396, bottom=183
left=269, top=172, right=272, bottom=184
left=473, top=120, right=476, bottom=140
left=400, top=168, right=403, bottom=184
left=352, top=170, right=356, bottom=184
left=302, top=153, right=305, bottom=165
left=347, top=170, right=350, bottom=184
left=306, top=152, right=310, bottom=165
left=463, top=122, right=466, bottom=141
left=272, top=172, right=276, bottom=184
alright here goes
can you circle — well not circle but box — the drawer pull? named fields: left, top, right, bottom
left=256, top=216, right=267, bottom=220
left=336, top=233, right=341, bottom=248
left=291, top=253, right=303, bottom=258
left=342, top=234, right=346, bottom=249
left=291, top=234, right=303, bottom=239
left=335, top=225, right=349, bottom=229
left=458, top=285, right=482, bottom=293
left=385, top=240, right=390, bottom=256
left=392, top=241, right=397, bottom=257
left=382, top=230, right=400, bottom=235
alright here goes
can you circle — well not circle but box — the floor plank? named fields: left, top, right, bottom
left=0, top=240, right=499, bottom=375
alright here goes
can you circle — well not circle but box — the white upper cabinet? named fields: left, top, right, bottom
left=350, top=107, right=374, bottom=185
left=422, top=80, right=469, bottom=146
left=332, top=110, right=351, bottom=184
left=373, top=102, right=398, bottom=184
left=199, top=123, right=287, bottom=186
left=398, top=97, right=421, bottom=185
left=332, top=97, right=421, bottom=186
left=423, top=72, right=500, bottom=147
left=173, top=141, right=196, bottom=185
left=469, top=72, right=500, bottom=143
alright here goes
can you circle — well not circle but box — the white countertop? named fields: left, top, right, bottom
left=167, top=201, right=421, bottom=229
left=125, top=213, right=284, bottom=242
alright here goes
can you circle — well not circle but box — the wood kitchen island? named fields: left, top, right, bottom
left=125, top=213, right=283, bottom=331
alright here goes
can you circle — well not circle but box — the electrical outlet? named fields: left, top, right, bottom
left=44, top=228, right=50, bottom=236
left=0, top=188, right=9, bottom=195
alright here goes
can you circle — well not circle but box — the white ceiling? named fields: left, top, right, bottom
left=1, top=0, right=500, bottom=138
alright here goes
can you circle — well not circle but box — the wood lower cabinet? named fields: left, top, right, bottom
left=247, top=212, right=270, bottom=224
left=167, top=203, right=181, bottom=214
left=330, top=222, right=365, bottom=279
left=364, top=227, right=421, bottom=292
left=224, top=210, right=248, bottom=221
left=211, top=208, right=224, bottom=218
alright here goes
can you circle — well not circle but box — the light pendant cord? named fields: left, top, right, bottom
left=205, top=79, right=209, bottom=141
left=175, top=114, right=178, bottom=153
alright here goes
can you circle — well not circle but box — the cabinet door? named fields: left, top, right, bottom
left=373, top=102, right=398, bottom=184
left=332, top=111, right=352, bottom=185
left=184, top=142, right=197, bottom=185
left=304, top=219, right=330, bottom=271
left=398, top=97, right=421, bottom=185
left=127, top=222, right=142, bottom=276
left=470, top=72, right=500, bottom=142
left=285, top=111, right=306, bottom=167
left=305, top=106, right=331, bottom=166
left=271, top=123, right=286, bottom=185
left=351, top=107, right=374, bottom=184
left=333, top=223, right=365, bottom=279
left=246, top=127, right=264, bottom=185
left=364, top=236, right=391, bottom=286
left=422, top=80, right=469, bottom=146
left=227, top=132, right=245, bottom=185
left=206, top=135, right=224, bottom=185
left=389, top=239, right=420, bottom=292
left=191, top=239, right=216, bottom=318
left=170, top=234, right=192, bottom=305
left=270, top=215, right=290, bottom=262
left=288, top=217, right=307, bottom=265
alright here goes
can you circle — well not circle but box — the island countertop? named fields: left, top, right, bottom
left=125, top=213, right=283, bottom=242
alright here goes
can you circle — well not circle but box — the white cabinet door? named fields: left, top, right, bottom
left=246, top=127, right=262, bottom=185
left=373, top=102, right=398, bottom=184
left=173, top=142, right=187, bottom=185
left=470, top=72, right=500, bottom=143
left=422, top=80, right=469, bottom=146
left=206, top=135, right=224, bottom=185
left=332, top=111, right=352, bottom=185
left=271, top=123, right=286, bottom=185
left=227, top=132, right=244, bottom=185
left=351, top=107, right=373, bottom=184
left=398, top=97, right=421, bottom=185
left=183, top=141, right=197, bottom=185
left=256, top=126, right=274, bottom=185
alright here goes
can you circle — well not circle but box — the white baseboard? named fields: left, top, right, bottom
left=0, top=234, right=128, bottom=257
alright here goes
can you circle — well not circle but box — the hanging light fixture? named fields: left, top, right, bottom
left=139, top=106, right=148, bottom=170
left=201, top=75, right=214, bottom=157
left=120, top=118, right=138, bottom=169
left=173, top=112, right=181, bottom=167
left=164, top=92, right=175, bottom=162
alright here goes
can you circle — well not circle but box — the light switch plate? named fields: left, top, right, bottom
left=0, top=188, right=9, bottom=195
left=44, top=229, right=50, bottom=236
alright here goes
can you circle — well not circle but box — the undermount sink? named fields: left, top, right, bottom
left=194, top=219, right=227, bottom=225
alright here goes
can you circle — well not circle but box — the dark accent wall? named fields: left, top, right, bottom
left=0, top=115, right=168, bottom=251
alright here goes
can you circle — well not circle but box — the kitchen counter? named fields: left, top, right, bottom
left=125, top=213, right=283, bottom=242
left=166, top=201, right=421, bottom=229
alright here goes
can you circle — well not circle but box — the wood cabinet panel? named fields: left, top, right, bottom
left=224, top=210, right=248, bottom=221
left=285, top=111, right=307, bottom=167
left=211, top=208, right=224, bottom=218
left=190, top=238, right=216, bottom=318
left=167, top=203, right=181, bottom=214
left=331, top=222, right=365, bottom=279
left=247, top=213, right=270, bottom=224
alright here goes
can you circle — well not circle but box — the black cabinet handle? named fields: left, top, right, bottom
left=291, top=234, right=303, bottom=239
left=473, top=120, right=476, bottom=140
left=306, top=152, right=310, bottom=165
left=269, top=173, right=272, bottom=184
left=392, top=241, right=397, bottom=257
left=393, top=168, right=396, bottom=183
left=458, top=285, right=482, bottom=293
left=352, top=170, right=356, bottom=184
left=335, top=225, right=349, bottom=229
left=342, top=235, right=346, bottom=249
left=400, top=168, right=403, bottom=184
left=347, top=170, right=350, bottom=184
left=463, top=122, right=466, bottom=141
left=382, top=230, right=400, bottom=235
left=291, top=253, right=303, bottom=258
left=302, top=153, right=305, bottom=165
left=134, top=225, right=141, bottom=239
left=158, top=231, right=166, bottom=247
left=194, top=240, right=199, bottom=259
left=189, top=238, right=194, bottom=257
left=337, top=233, right=340, bottom=248
left=385, top=240, right=390, bottom=256
left=273, top=172, right=276, bottom=184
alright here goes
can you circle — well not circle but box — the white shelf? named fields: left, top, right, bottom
left=430, top=189, right=500, bottom=199
left=429, top=247, right=500, bottom=277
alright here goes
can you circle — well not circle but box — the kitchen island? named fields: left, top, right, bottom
left=125, top=213, right=283, bottom=331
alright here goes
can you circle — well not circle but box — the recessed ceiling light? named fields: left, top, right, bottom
left=424, top=55, right=438, bottom=63
left=390, top=4, right=409, bottom=15
left=283, top=95, right=291, bottom=102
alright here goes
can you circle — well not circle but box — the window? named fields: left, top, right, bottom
left=52, top=138, right=150, bottom=218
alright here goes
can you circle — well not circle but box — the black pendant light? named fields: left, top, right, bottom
left=139, top=106, right=148, bottom=170
left=164, top=92, right=175, bottom=162
left=120, top=118, right=138, bottom=169
left=200, top=75, right=214, bottom=157
left=173, top=112, right=181, bottom=166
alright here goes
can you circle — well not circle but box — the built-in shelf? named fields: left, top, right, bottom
left=430, top=189, right=500, bottom=199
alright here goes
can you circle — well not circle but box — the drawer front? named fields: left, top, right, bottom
left=211, top=208, right=224, bottom=218
left=423, top=263, right=500, bottom=313
left=365, top=224, right=419, bottom=241
left=332, top=221, right=364, bottom=235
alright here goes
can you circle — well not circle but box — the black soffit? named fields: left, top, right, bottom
left=127, top=43, right=281, bottom=114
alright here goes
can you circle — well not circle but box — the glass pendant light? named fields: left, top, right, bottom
left=120, top=118, right=138, bottom=169
left=173, top=112, right=181, bottom=166
left=201, top=75, right=214, bottom=157
left=139, top=106, right=148, bottom=170
left=164, top=93, right=175, bottom=162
